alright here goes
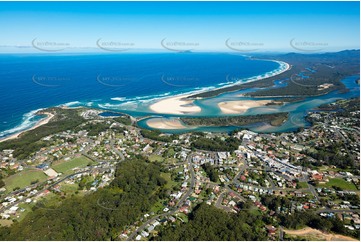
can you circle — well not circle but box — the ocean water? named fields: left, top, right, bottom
left=0, top=53, right=280, bottom=138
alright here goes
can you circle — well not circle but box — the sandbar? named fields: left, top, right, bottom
left=218, top=100, right=274, bottom=114
left=149, top=94, right=201, bottom=115
left=146, top=118, right=187, bottom=130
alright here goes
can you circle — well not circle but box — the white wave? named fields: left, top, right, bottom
left=118, top=101, right=139, bottom=108
left=0, top=109, right=43, bottom=138
left=61, top=101, right=82, bottom=107
left=98, top=103, right=116, bottom=108
left=127, top=92, right=172, bottom=102
left=110, top=97, right=126, bottom=102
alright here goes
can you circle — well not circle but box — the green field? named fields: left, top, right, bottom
left=60, top=183, right=79, bottom=193
left=148, top=154, right=164, bottom=162
left=160, top=172, right=178, bottom=189
left=150, top=199, right=166, bottom=214
left=17, top=202, right=35, bottom=222
left=297, top=182, right=309, bottom=189
left=52, top=156, right=93, bottom=175
left=4, top=169, right=47, bottom=191
left=318, top=178, right=358, bottom=191
left=175, top=212, right=189, bottom=223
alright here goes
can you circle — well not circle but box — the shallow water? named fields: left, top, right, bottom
left=137, top=75, right=360, bottom=133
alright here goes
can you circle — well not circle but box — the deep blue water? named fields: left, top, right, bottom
left=0, top=53, right=280, bottom=138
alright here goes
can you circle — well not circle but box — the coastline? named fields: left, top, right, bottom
left=147, top=59, right=290, bottom=117
left=0, top=57, right=291, bottom=136
left=0, top=112, right=54, bottom=143
left=187, top=59, right=290, bottom=100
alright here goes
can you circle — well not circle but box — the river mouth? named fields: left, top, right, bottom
left=136, top=75, right=360, bottom=134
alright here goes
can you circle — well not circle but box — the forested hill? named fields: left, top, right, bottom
left=0, top=157, right=166, bottom=240
left=155, top=203, right=268, bottom=241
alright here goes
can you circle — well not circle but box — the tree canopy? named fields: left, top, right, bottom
left=0, top=157, right=166, bottom=240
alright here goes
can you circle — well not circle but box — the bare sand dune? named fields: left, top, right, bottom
left=218, top=100, right=273, bottom=114
left=149, top=94, right=201, bottom=115
left=146, top=118, right=187, bottom=130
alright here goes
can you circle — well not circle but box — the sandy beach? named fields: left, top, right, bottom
left=0, top=112, right=54, bottom=143
left=218, top=100, right=274, bottom=114
left=146, top=118, right=188, bottom=130
left=148, top=60, right=290, bottom=116
left=149, top=94, right=201, bottom=115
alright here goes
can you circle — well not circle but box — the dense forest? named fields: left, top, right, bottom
left=181, top=113, right=288, bottom=127
left=0, top=157, right=167, bottom=240
left=140, top=129, right=178, bottom=142
left=155, top=203, right=268, bottom=241
left=301, top=146, right=355, bottom=170
left=191, top=136, right=239, bottom=152
left=113, top=116, right=132, bottom=125
left=201, top=163, right=219, bottom=182
left=316, top=97, right=360, bottom=113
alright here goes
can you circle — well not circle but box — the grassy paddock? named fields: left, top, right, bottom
left=4, top=169, right=47, bottom=191
left=148, top=154, right=164, bottom=162
left=297, top=182, right=309, bottom=189
left=52, top=156, right=92, bottom=175
left=318, top=178, right=357, bottom=191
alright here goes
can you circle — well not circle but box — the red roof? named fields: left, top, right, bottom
left=312, top=173, right=323, bottom=180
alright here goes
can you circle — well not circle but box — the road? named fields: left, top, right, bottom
left=126, top=153, right=195, bottom=241
left=109, top=139, right=125, bottom=161
left=316, top=208, right=360, bottom=213
left=0, top=167, right=110, bottom=213
left=307, top=182, right=319, bottom=201
left=214, top=192, right=234, bottom=212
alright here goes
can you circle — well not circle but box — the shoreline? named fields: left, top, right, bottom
left=188, top=59, right=291, bottom=99
left=148, top=59, right=290, bottom=115
left=0, top=57, right=291, bottom=137
left=0, top=112, right=54, bottom=143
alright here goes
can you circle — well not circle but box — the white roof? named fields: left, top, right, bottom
left=44, top=168, right=58, bottom=177
left=10, top=206, right=19, bottom=211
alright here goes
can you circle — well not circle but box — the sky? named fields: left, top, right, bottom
left=0, top=1, right=359, bottom=53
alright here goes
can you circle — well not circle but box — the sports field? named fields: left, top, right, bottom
left=52, top=156, right=92, bottom=175
left=4, top=169, right=47, bottom=191
left=317, top=178, right=358, bottom=191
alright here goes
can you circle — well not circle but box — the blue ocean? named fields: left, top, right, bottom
left=0, top=53, right=281, bottom=138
